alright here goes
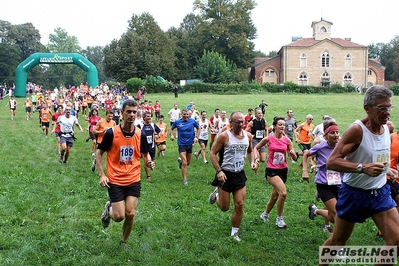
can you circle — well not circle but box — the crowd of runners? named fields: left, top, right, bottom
left=6, top=84, right=399, bottom=259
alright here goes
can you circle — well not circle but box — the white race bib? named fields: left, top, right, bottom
left=326, top=170, right=341, bottom=185
left=272, top=152, right=285, bottom=165
left=120, top=145, right=134, bottom=163
left=255, top=130, right=264, bottom=139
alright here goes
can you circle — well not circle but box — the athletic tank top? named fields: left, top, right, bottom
left=221, top=130, right=249, bottom=172
left=343, top=120, right=390, bottom=189
left=198, top=119, right=209, bottom=140
left=252, top=119, right=266, bottom=140
left=267, top=135, right=289, bottom=169
left=106, top=125, right=141, bottom=186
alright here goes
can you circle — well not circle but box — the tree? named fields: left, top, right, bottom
left=81, top=46, right=108, bottom=82
left=104, top=31, right=161, bottom=81
left=7, top=22, right=45, bottom=60
left=128, top=13, right=176, bottom=80
left=196, top=50, right=237, bottom=83
left=0, top=20, right=46, bottom=86
left=194, top=0, right=257, bottom=69
left=379, top=36, right=399, bottom=82
left=44, top=28, right=85, bottom=87
left=0, top=42, right=21, bottom=83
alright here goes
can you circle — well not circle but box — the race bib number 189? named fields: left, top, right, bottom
left=120, top=145, right=134, bottom=163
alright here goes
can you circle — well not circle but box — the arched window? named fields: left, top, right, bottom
left=345, top=54, right=352, bottom=68
left=343, top=72, right=353, bottom=85
left=300, top=53, right=307, bottom=68
left=321, top=71, right=330, bottom=87
left=320, top=26, right=327, bottom=33
left=322, top=51, right=330, bottom=67
left=298, top=71, right=308, bottom=86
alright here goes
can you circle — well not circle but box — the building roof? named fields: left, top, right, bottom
left=284, top=37, right=366, bottom=48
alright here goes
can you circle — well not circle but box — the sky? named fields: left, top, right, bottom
left=0, top=0, right=398, bottom=54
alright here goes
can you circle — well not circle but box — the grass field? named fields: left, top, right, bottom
left=1, top=92, right=398, bottom=266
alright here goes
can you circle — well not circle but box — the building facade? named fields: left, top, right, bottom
left=253, top=19, right=385, bottom=88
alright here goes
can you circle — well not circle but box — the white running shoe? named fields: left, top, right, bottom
left=232, top=233, right=241, bottom=242
left=209, top=188, right=218, bottom=204
left=276, top=216, right=287, bottom=228
left=260, top=212, right=269, bottom=222
left=308, top=203, right=318, bottom=220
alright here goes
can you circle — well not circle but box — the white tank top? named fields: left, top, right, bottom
left=343, top=120, right=390, bottom=189
left=198, top=119, right=209, bottom=140
left=221, top=130, right=249, bottom=172
left=217, top=118, right=229, bottom=137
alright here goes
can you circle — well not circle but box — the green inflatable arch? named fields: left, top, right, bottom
left=15, top=53, right=98, bottom=98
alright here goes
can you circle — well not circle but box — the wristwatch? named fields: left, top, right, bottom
left=356, top=163, right=363, bottom=173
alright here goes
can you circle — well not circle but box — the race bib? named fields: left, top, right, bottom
left=120, top=145, right=134, bottom=163
left=255, top=130, right=264, bottom=139
left=374, top=149, right=390, bottom=173
left=326, top=170, right=341, bottom=185
left=234, top=158, right=244, bottom=172
left=147, top=135, right=153, bottom=144
left=272, top=152, right=285, bottom=165
left=287, top=125, right=293, bottom=132
left=200, top=132, right=207, bottom=139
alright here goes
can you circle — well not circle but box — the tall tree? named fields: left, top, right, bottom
left=128, top=13, right=176, bottom=80
left=379, top=36, right=399, bottom=82
left=81, top=46, right=108, bottom=82
left=167, top=13, right=204, bottom=80
left=7, top=23, right=45, bottom=60
left=194, top=0, right=257, bottom=69
left=45, top=28, right=85, bottom=87
left=104, top=31, right=162, bottom=81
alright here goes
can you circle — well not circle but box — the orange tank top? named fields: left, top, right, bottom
left=106, top=126, right=141, bottom=186
left=97, top=119, right=116, bottom=144
left=299, top=123, right=314, bottom=144
left=155, top=122, right=167, bottom=143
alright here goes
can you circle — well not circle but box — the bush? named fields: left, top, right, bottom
left=125, top=77, right=144, bottom=94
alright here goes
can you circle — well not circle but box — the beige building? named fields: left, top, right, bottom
left=253, top=19, right=385, bottom=88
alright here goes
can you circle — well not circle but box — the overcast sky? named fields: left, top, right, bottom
left=1, top=0, right=397, bottom=53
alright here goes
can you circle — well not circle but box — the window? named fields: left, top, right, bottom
left=321, top=51, right=330, bottom=67
left=320, top=26, right=327, bottom=33
left=321, top=71, right=330, bottom=87
left=300, top=53, right=307, bottom=68
left=343, top=72, right=353, bottom=85
left=298, top=72, right=308, bottom=86
left=368, top=69, right=372, bottom=76
left=265, top=70, right=275, bottom=77
left=345, top=54, right=352, bottom=68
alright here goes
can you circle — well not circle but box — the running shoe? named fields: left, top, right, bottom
left=101, top=201, right=111, bottom=228
left=308, top=203, right=318, bottom=220
left=204, top=160, right=209, bottom=164
left=194, top=152, right=199, bottom=160
left=209, top=187, right=218, bottom=204
left=276, top=216, right=287, bottom=228
left=147, top=176, right=152, bottom=181
left=232, top=233, right=241, bottom=242
left=91, top=161, right=96, bottom=172
left=183, top=179, right=188, bottom=185
left=161, top=151, right=165, bottom=157
left=177, top=157, right=182, bottom=169
left=59, top=153, right=64, bottom=163
left=323, top=225, right=333, bottom=233
left=260, top=212, right=269, bottom=222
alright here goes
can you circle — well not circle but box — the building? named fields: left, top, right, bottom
left=252, top=18, right=385, bottom=88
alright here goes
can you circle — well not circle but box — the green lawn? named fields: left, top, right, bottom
left=0, top=92, right=397, bottom=266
